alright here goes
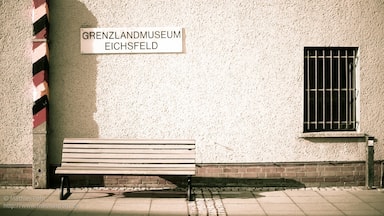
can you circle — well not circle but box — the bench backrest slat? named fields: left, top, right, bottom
left=64, top=144, right=194, bottom=149
left=63, top=153, right=194, bottom=159
left=64, top=138, right=195, bottom=145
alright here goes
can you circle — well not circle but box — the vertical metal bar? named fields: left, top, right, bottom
left=323, top=49, right=326, bottom=130
left=330, top=49, right=333, bottom=129
left=338, top=50, right=341, bottom=129
left=348, top=50, right=352, bottom=128
left=315, top=50, right=318, bottom=130
left=306, top=49, right=311, bottom=131
left=352, top=49, right=356, bottom=128
left=345, top=49, right=349, bottom=128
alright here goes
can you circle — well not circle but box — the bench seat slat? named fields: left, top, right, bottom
left=56, top=168, right=195, bottom=175
left=60, top=163, right=194, bottom=168
left=56, top=170, right=196, bottom=175
left=62, top=158, right=195, bottom=164
left=57, top=167, right=195, bottom=171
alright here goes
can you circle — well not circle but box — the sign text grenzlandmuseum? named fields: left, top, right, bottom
left=80, top=27, right=184, bottom=54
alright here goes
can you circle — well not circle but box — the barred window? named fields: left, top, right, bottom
left=304, top=47, right=358, bottom=132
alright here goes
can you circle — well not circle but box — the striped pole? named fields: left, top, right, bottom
left=32, top=0, right=49, bottom=188
left=32, top=0, right=49, bottom=128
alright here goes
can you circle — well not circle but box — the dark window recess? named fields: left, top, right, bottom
left=304, top=47, right=358, bottom=132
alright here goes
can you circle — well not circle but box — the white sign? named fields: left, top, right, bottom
left=80, top=27, right=184, bottom=54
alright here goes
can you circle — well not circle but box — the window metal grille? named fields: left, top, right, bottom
left=304, top=47, right=358, bottom=132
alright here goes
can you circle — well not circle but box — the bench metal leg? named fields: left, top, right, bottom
left=60, top=176, right=71, bottom=200
left=187, top=176, right=193, bottom=201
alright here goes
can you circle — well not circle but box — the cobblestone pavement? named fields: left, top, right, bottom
left=189, top=187, right=384, bottom=216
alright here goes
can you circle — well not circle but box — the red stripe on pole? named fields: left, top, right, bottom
left=33, top=0, right=47, bottom=9
left=33, top=70, right=48, bottom=86
left=33, top=107, right=47, bottom=128
left=34, top=29, right=48, bottom=40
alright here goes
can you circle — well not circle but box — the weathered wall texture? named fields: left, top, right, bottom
left=0, top=1, right=33, bottom=164
left=47, top=0, right=384, bottom=164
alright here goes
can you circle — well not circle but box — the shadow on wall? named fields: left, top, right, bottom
left=48, top=0, right=100, bottom=185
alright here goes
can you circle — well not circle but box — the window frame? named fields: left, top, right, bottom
left=303, top=47, right=360, bottom=133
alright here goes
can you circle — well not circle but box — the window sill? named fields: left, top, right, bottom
left=299, top=132, right=367, bottom=139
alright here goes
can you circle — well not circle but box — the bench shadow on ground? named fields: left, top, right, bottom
left=51, top=176, right=306, bottom=200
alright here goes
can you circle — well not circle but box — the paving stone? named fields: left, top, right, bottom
left=1, top=187, right=384, bottom=216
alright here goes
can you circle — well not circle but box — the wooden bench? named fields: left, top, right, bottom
left=55, top=138, right=196, bottom=201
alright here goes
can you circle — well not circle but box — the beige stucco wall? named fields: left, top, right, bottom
left=47, top=0, right=383, bottom=164
left=0, top=1, right=33, bottom=164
